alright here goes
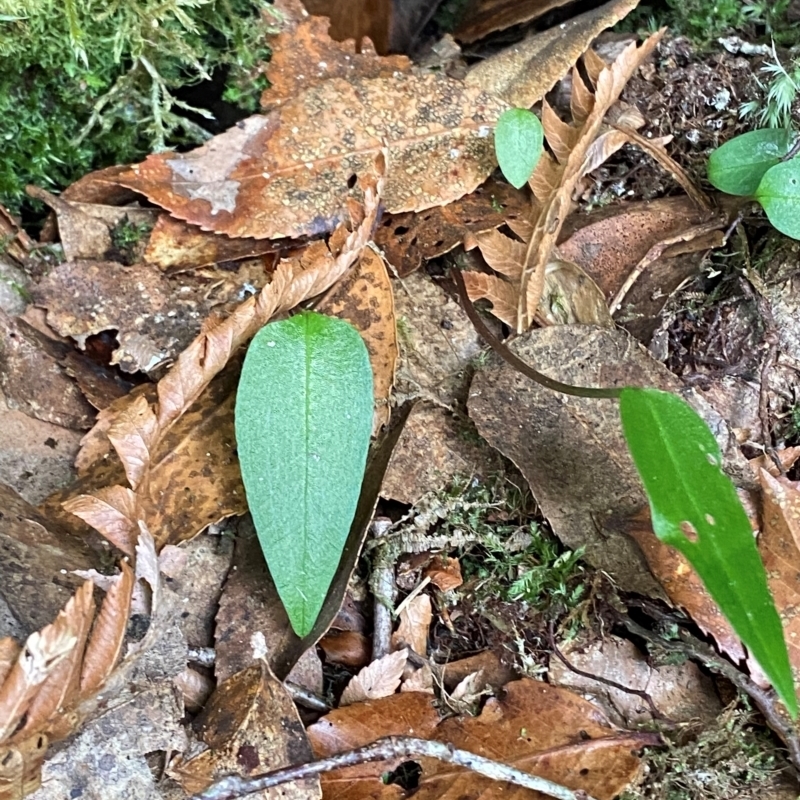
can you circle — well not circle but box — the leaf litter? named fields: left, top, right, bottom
left=3, top=0, right=800, bottom=797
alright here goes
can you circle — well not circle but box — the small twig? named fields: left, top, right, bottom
left=190, top=735, right=602, bottom=800
left=782, top=135, right=800, bottom=162
left=451, top=268, right=621, bottom=399
left=546, top=624, right=672, bottom=723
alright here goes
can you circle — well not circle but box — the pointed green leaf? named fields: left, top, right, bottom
left=494, top=108, right=544, bottom=189
left=707, top=128, right=794, bottom=196
left=755, top=159, right=800, bottom=240
left=620, top=387, right=797, bottom=717
left=235, top=311, right=373, bottom=637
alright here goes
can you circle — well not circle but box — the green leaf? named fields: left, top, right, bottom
left=494, top=108, right=544, bottom=190
left=707, top=128, right=794, bottom=196
left=235, top=311, right=373, bottom=637
left=755, top=159, right=800, bottom=240
left=620, top=387, right=797, bottom=718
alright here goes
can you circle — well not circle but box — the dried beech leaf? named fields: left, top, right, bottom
left=571, top=67, right=595, bottom=126
left=474, top=229, right=526, bottom=281
left=541, top=100, right=580, bottom=164
left=15, top=582, right=95, bottom=739
left=0, top=586, right=86, bottom=740
left=116, top=75, right=505, bottom=240
left=462, top=271, right=519, bottom=329
left=340, top=649, right=408, bottom=705
left=464, top=0, right=640, bottom=108
left=583, top=47, right=608, bottom=85
left=0, top=639, right=21, bottom=688
left=318, top=245, right=398, bottom=431
left=63, top=486, right=140, bottom=558
left=455, top=0, right=573, bottom=43
left=540, top=260, right=614, bottom=327
left=391, top=595, right=431, bottom=657
left=80, top=561, right=134, bottom=695
left=106, top=395, right=158, bottom=491
left=529, top=151, right=561, bottom=203
left=261, top=9, right=411, bottom=110
left=0, top=733, right=48, bottom=800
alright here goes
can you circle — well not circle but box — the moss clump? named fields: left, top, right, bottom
left=0, top=0, right=275, bottom=215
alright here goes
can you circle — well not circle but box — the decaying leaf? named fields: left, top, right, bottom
left=171, top=661, right=320, bottom=797
left=318, top=245, right=398, bottom=431
left=116, top=75, right=505, bottom=241
left=340, top=649, right=409, bottom=705
left=455, top=0, right=574, bottom=43
left=309, top=678, right=659, bottom=800
left=391, top=594, right=432, bottom=657
left=262, top=0, right=411, bottom=109
left=464, top=0, right=641, bottom=108
left=374, top=178, right=529, bottom=277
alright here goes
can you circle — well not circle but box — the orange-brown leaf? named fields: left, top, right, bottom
left=462, top=271, right=519, bottom=329
left=570, top=66, right=595, bottom=125
left=63, top=486, right=140, bottom=558
left=80, top=561, right=134, bottom=695
left=116, top=74, right=505, bottom=241
left=0, top=585, right=87, bottom=741
left=0, top=639, right=21, bottom=689
left=106, top=395, right=158, bottom=491
left=15, top=581, right=95, bottom=739
left=542, top=100, right=581, bottom=164
left=474, top=229, right=526, bottom=281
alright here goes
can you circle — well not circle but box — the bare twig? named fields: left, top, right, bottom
left=190, top=735, right=605, bottom=800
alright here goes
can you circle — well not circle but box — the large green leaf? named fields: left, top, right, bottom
left=620, top=387, right=797, bottom=717
left=494, top=108, right=544, bottom=189
left=235, top=311, right=374, bottom=637
left=707, top=128, right=794, bottom=196
left=755, top=159, right=800, bottom=240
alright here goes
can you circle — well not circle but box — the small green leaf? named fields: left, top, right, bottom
left=235, top=311, right=373, bottom=637
left=620, top=387, right=797, bottom=718
left=755, top=159, right=800, bottom=240
left=494, top=108, right=544, bottom=189
left=707, top=128, right=794, bottom=196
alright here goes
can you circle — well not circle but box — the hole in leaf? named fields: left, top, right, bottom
left=346, top=173, right=357, bottom=189
left=394, top=225, right=409, bottom=235
left=383, top=761, right=422, bottom=790
left=680, top=521, right=699, bottom=543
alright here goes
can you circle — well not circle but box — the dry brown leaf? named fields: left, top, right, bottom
left=262, top=2, right=411, bottom=108
left=0, top=640, right=21, bottom=689
left=455, top=0, right=573, bottom=42
left=464, top=0, right=641, bottom=108
left=515, top=31, right=664, bottom=330
left=473, top=228, right=525, bottom=281
left=0, top=584, right=87, bottom=740
left=374, top=178, right=529, bottom=277
left=423, top=555, right=463, bottom=592
left=461, top=270, right=519, bottom=328
left=318, top=245, right=397, bottom=431
left=64, top=486, right=140, bottom=558
left=540, top=259, right=614, bottom=327
left=311, top=678, right=658, bottom=800
left=144, top=213, right=281, bottom=272
left=541, top=100, right=581, bottom=164
left=0, top=733, right=48, bottom=800
left=340, top=649, right=408, bottom=705
left=391, top=595, right=432, bottom=656
left=79, top=561, right=134, bottom=695
left=319, top=631, right=372, bottom=669
left=172, top=661, right=320, bottom=797
left=115, top=75, right=504, bottom=241
left=570, top=66, right=596, bottom=126
left=14, top=581, right=95, bottom=739
left=758, top=470, right=800, bottom=693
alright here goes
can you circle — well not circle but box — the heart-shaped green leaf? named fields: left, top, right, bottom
left=755, top=158, right=800, bottom=240
left=235, top=311, right=373, bottom=637
left=495, top=108, right=544, bottom=189
left=707, top=128, right=794, bottom=196
left=620, top=387, right=797, bottom=718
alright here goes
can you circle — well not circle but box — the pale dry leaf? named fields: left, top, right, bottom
left=391, top=594, right=432, bottom=657
left=15, top=581, right=95, bottom=739
left=80, top=561, right=134, bottom=695
left=529, top=151, right=561, bottom=203
left=570, top=67, right=595, bottom=126
left=63, top=486, right=140, bottom=558
left=340, top=649, right=409, bottom=706
left=473, top=229, right=525, bottom=281
left=519, top=31, right=665, bottom=330
left=450, top=670, right=488, bottom=704
left=401, top=664, right=434, bottom=694
left=583, top=47, right=608, bottom=84
left=0, top=588, right=84, bottom=740
left=462, top=271, right=519, bottom=329
left=0, top=639, right=21, bottom=688
left=540, top=259, right=615, bottom=327
left=541, top=100, right=580, bottom=164
left=106, top=395, right=158, bottom=492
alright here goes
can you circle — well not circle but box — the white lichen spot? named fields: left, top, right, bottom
left=318, top=61, right=327, bottom=69
left=477, top=126, right=491, bottom=138
left=449, top=148, right=460, bottom=159
left=262, top=172, right=271, bottom=179
left=291, top=126, right=299, bottom=134
left=267, top=341, right=276, bottom=347
left=305, top=162, right=314, bottom=169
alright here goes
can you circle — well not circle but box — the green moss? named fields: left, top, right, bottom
left=0, top=0, right=276, bottom=215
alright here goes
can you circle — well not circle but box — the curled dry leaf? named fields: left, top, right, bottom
left=391, top=594, right=432, bottom=657
left=116, top=74, right=504, bottom=241
left=455, top=0, right=574, bottom=43
left=340, top=649, right=409, bottom=706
